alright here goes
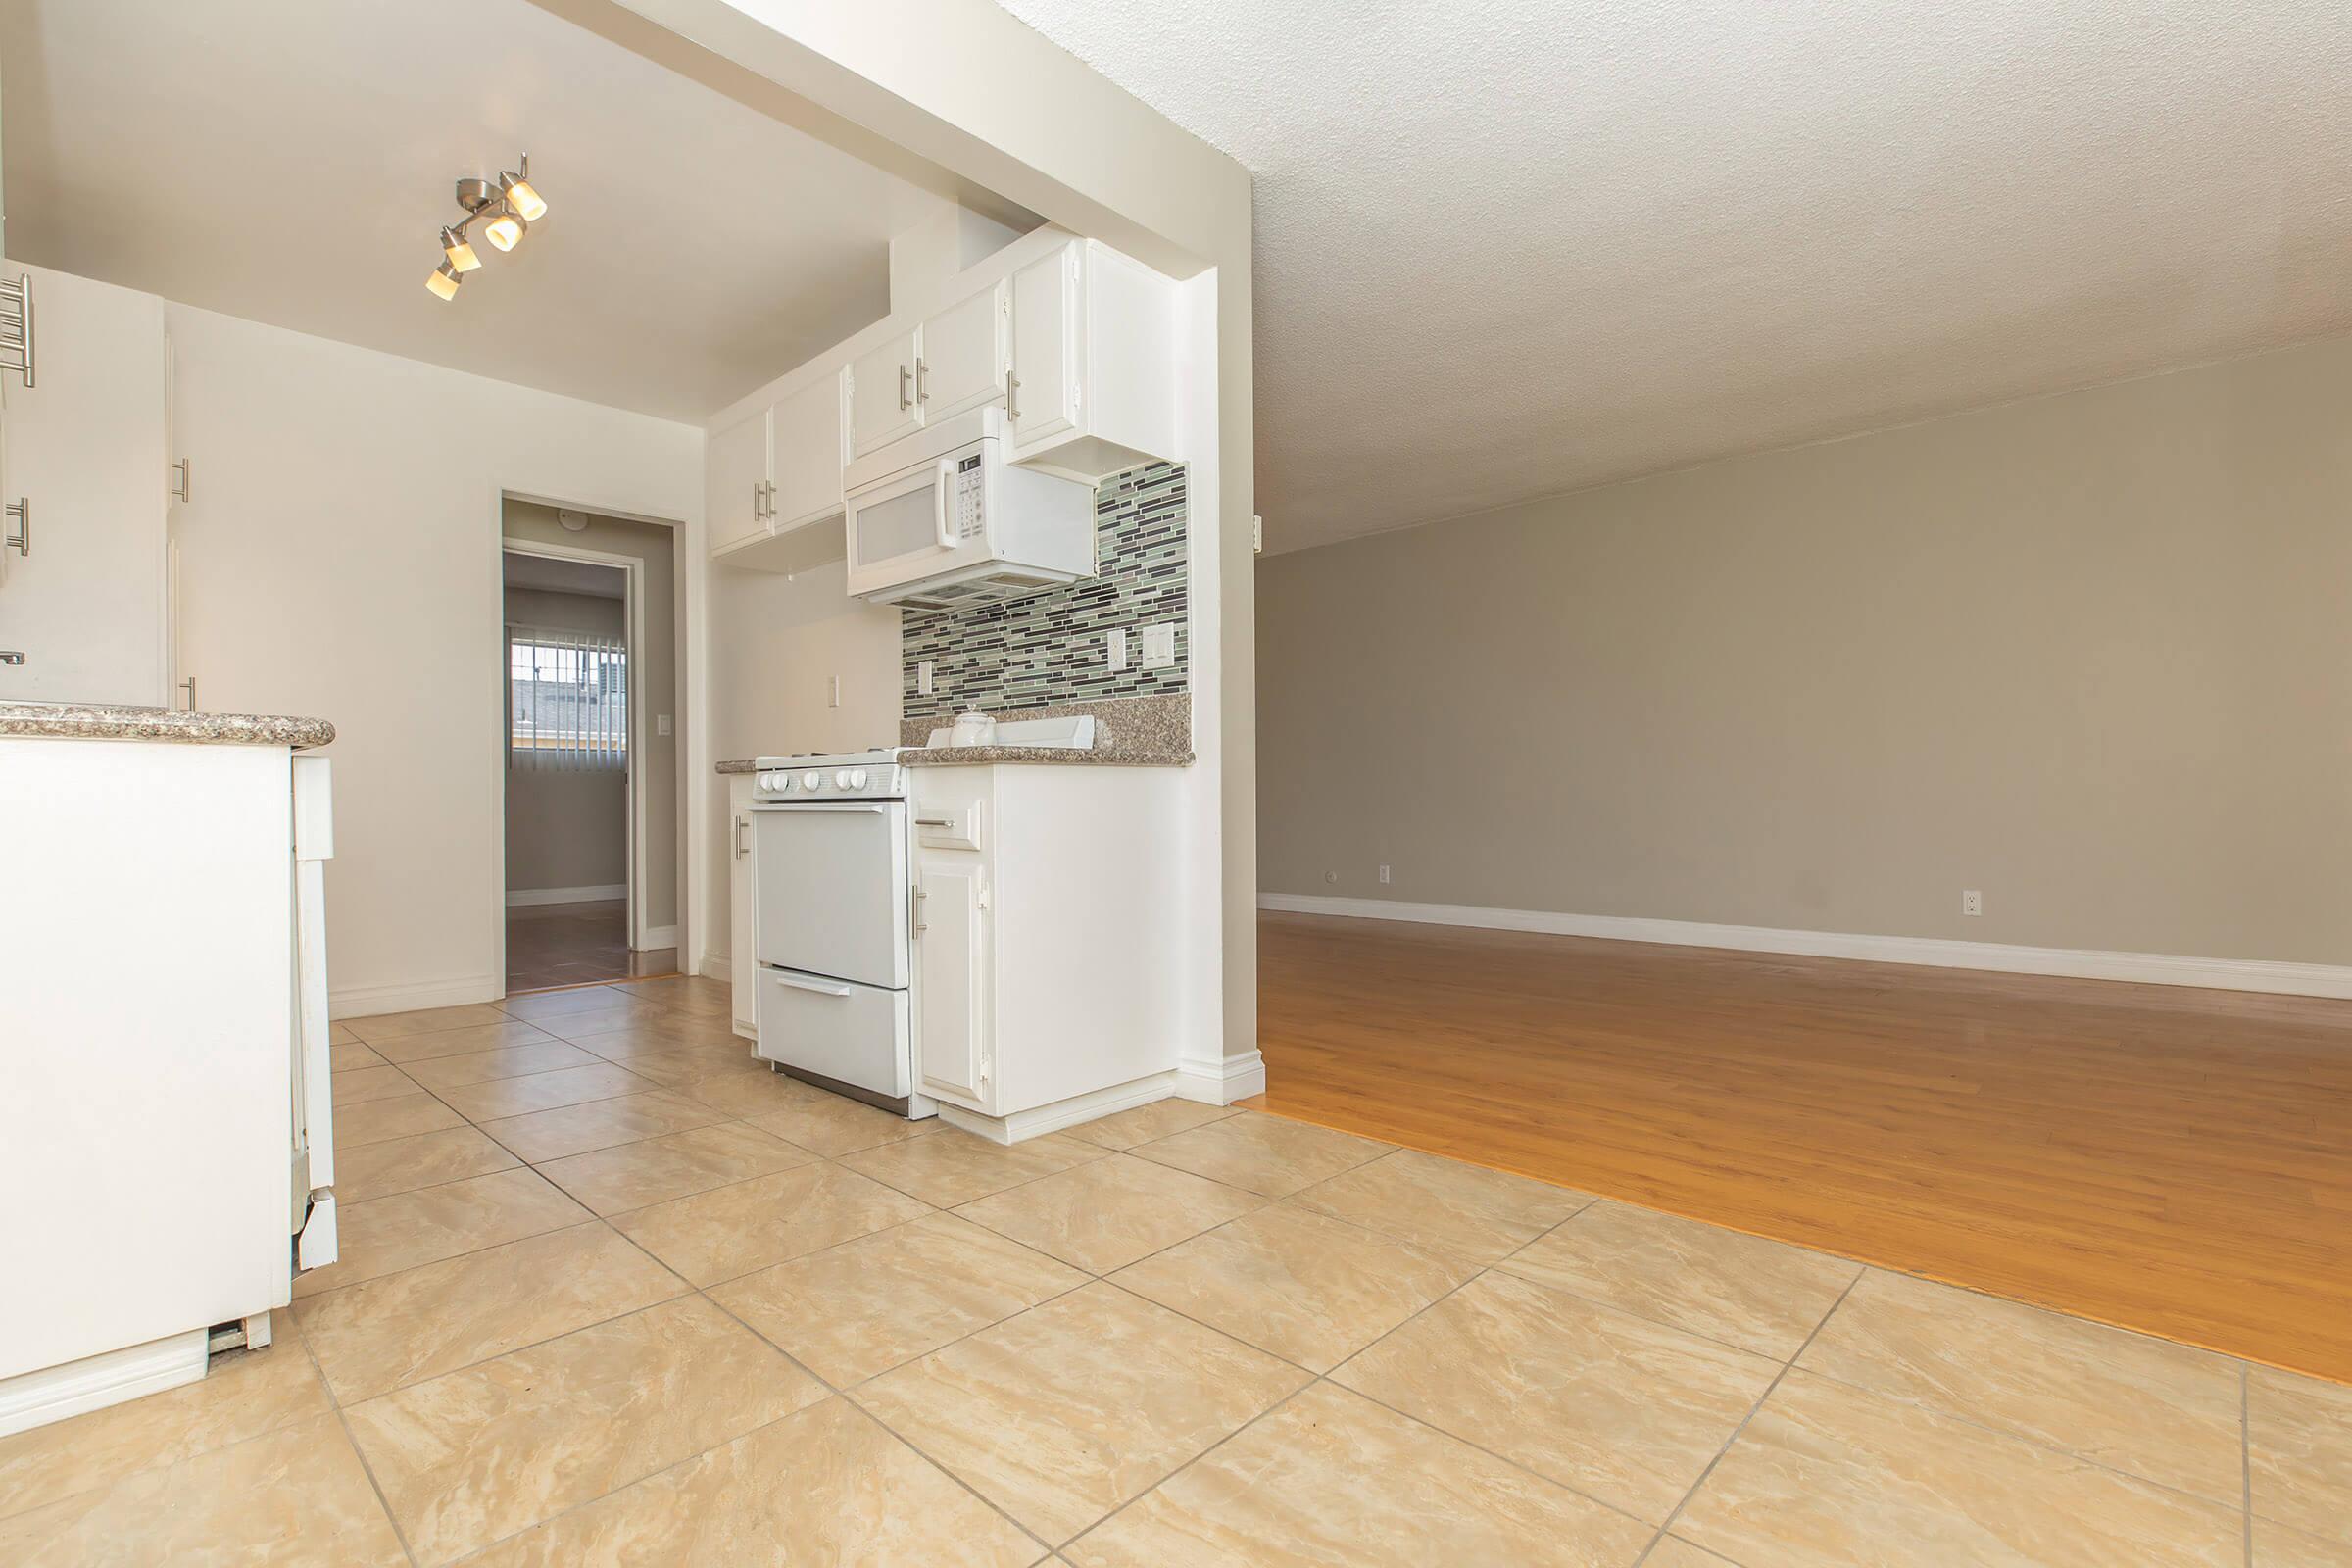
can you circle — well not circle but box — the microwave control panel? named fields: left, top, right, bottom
left=952, top=454, right=986, bottom=541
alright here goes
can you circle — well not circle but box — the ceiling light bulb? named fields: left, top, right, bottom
left=440, top=226, right=481, bottom=273
left=500, top=172, right=547, bottom=222
left=426, top=260, right=463, bottom=301
left=484, top=206, right=525, bottom=252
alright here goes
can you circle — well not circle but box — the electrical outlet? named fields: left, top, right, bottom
left=1107, top=629, right=1128, bottom=672
left=828, top=674, right=841, bottom=710
left=1141, top=623, right=1176, bottom=670
left=1962, top=889, right=1983, bottom=917
left=917, top=660, right=933, bottom=697
left=1378, top=863, right=1391, bottom=884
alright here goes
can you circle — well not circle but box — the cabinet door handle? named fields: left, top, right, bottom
left=172, top=459, right=192, bottom=504
left=734, top=814, right=750, bottom=859
left=915, top=359, right=929, bottom=404
left=1004, top=370, right=1019, bottom=423
left=914, top=816, right=952, bottom=828
left=4, top=497, right=26, bottom=558
left=898, top=364, right=913, bottom=411
left=912, top=881, right=927, bottom=936
left=179, top=676, right=197, bottom=711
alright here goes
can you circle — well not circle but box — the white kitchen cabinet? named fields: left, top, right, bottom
left=706, top=407, right=770, bottom=557
left=1005, top=240, right=1178, bottom=483
left=847, top=328, right=921, bottom=460
left=915, top=281, right=1007, bottom=425
left=914, top=857, right=989, bottom=1104
left=728, top=772, right=758, bottom=1039
left=768, top=370, right=848, bottom=531
left=0, top=261, right=170, bottom=705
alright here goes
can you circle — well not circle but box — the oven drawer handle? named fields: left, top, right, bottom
left=749, top=802, right=891, bottom=814
left=770, top=974, right=854, bottom=999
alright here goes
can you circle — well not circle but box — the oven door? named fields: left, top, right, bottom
left=844, top=440, right=990, bottom=599
left=752, top=801, right=908, bottom=990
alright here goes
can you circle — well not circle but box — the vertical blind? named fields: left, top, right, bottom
left=508, top=623, right=628, bottom=771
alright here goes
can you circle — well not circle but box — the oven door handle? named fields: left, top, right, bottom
left=768, top=973, right=854, bottom=999
left=748, top=802, right=892, bottom=814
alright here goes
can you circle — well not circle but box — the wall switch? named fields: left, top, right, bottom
left=1107, top=629, right=1128, bottom=672
left=1962, top=889, right=1983, bottom=917
left=917, top=660, right=934, bottom=696
left=1252, top=514, right=1264, bottom=555
left=656, top=714, right=672, bottom=738
left=1378, top=863, right=1391, bottom=884
left=1141, top=623, right=1176, bottom=670
left=828, top=674, right=841, bottom=709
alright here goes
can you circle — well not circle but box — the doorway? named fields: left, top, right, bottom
left=499, top=505, right=680, bottom=992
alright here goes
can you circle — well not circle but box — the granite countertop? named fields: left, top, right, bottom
left=0, top=701, right=336, bottom=749
left=717, top=694, right=1192, bottom=773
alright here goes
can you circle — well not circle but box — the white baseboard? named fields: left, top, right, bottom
left=638, top=924, right=679, bottom=950
left=0, top=1329, right=209, bottom=1439
left=506, top=884, right=626, bottom=907
left=1177, top=1049, right=1267, bottom=1104
left=1257, top=893, right=2352, bottom=1001
left=699, top=953, right=730, bottom=981
left=331, top=972, right=501, bottom=1019
left=939, top=1072, right=1179, bottom=1145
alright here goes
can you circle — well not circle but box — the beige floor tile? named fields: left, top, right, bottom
left=564, top=1014, right=746, bottom=1057
left=480, top=1089, right=729, bottom=1163
left=432, top=1061, right=656, bottom=1122
left=346, top=1296, right=823, bottom=1564
left=399, top=1039, right=604, bottom=1090
left=1129, top=1110, right=1390, bottom=1198
left=334, top=1088, right=466, bottom=1147
left=1333, top=1269, right=1779, bottom=1523
left=329, top=1019, right=361, bottom=1044
left=712, top=1211, right=1088, bottom=1385
left=528, top=1003, right=678, bottom=1043
left=1498, top=1200, right=1861, bottom=1360
left=1063, top=1097, right=1244, bottom=1151
left=0, top=1320, right=326, bottom=1519
left=2250, top=1364, right=2352, bottom=1546
left=855, top=1282, right=1309, bottom=1545
left=613, top=1160, right=931, bottom=1286
left=843, top=1128, right=1106, bottom=1206
left=956, top=1152, right=1266, bottom=1275
left=340, top=1002, right=513, bottom=1043
left=1065, top=1381, right=1651, bottom=1568
left=673, top=1064, right=839, bottom=1118
left=1109, top=1201, right=1478, bottom=1373
left=330, top=1062, right=421, bottom=1104
left=534, top=1120, right=817, bottom=1214
left=745, top=1085, right=941, bottom=1156
left=330, top=1040, right=387, bottom=1071
left=466, top=1396, right=1044, bottom=1567
left=369, top=1018, right=560, bottom=1062
left=333, top=1124, right=520, bottom=1203
left=295, top=1222, right=685, bottom=1401
left=295, top=1166, right=589, bottom=1298
left=1292, top=1148, right=1593, bottom=1263
left=1796, top=1268, right=2244, bottom=1504
left=495, top=984, right=632, bottom=1020
left=610, top=973, right=733, bottom=1016
left=0, top=1413, right=405, bottom=1567
left=1644, top=1540, right=1744, bottom=1568
left=2258, top=1518, right=2352, bottom=1567
left=1676, top=1369, right=2243, bottom=1568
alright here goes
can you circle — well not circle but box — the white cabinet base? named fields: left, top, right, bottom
left=0, top=1329, right=208, bottom=1440
left=937, top=1070, right=1179, bottom=1147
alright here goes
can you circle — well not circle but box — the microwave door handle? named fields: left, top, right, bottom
left=933, top=459, right=954, bottom=548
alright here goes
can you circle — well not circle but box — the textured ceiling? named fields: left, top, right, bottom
left=0, top=0, right=947, bottom=419
left=996, top=0, right=2352, bottom=554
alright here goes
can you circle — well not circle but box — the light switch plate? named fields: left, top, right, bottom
left=1141, top=623, right=1176, bottom=670
left=1107, top=629, right=1128, bottom=672
left=917, top=660, right=934, bottom=696
left=656, top=714, right=672, bottom=737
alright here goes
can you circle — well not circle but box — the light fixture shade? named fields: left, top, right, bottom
left=440, top=227, right=481, bottom=273
left=500, top=172, right=547, bottom=222
left=426, top=261, right=462, bottom=301
left=484, top=207, right=525, bottom=252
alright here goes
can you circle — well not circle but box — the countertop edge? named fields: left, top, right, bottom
left=0, top=703, right=336, bottom=749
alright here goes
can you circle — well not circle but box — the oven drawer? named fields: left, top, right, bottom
left=756, top=966, right=910, bottom=1100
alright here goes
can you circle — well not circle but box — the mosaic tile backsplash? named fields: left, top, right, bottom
left=901, top=462, right=1189, bottom=719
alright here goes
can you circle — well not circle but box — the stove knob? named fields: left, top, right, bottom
left=849, top=768, right=869, bottom=790
left=776, top=773, right=795, bottom=792
left=834, top=769, right=853, bottom=789
left=803, top=770, right=821, bottom=791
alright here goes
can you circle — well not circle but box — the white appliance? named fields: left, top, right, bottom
left=749, top=748, right=936, bottom=1117
left=844, top=409, right=1098, bottom=610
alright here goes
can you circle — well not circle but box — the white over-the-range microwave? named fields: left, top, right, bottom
left=844, top=409, right=1099, bottom=610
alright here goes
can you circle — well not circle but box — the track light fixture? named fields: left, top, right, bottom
left=423, top=154, right=545, bottom=302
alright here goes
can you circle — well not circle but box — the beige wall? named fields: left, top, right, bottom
left=1258, top=333, right=2352, bottom=966
left=502, top=585, right=628, bottom=898
left=504, top=506, right=683, bottom=933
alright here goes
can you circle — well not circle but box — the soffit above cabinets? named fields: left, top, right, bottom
left=0, top=0, right=1002, bottom=420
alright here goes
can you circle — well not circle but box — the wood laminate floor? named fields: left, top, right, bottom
left=1251, top=911, right=2352, bottom=1385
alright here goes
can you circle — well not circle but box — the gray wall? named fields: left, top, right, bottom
left=502, top=503, right=681, bottom=929
left=1256, top=332, right=2352, bottom=965
left=503, top=585, right=627, bottom=897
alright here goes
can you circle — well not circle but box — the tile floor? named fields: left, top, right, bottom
left=4, top=972, right=2349, bottom=1564
left=503, top=898, right=677, bottom=992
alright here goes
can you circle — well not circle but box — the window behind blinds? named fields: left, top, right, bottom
left=508, top=624, right=627, bottom=771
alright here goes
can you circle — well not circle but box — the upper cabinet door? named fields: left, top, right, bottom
left=705, top=406, right=770, bottom=556
left=847, top=328, right=921, bottom=460
left=916, top=282, right=1006, bottom=425
left=1006, top=244, right=1081, bottom=455
left=767, top=370, right=846, bottom=532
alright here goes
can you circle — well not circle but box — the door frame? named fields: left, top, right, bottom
left=497, top=534, right=649, bottom=967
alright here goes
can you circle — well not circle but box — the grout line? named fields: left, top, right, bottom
left=287, top=1309, right=423, bottom=1568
